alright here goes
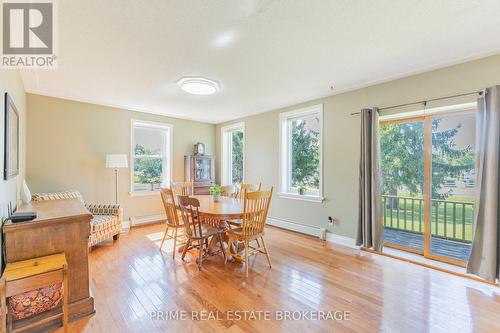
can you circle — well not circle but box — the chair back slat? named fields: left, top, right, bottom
left=160, top=188, right=181, bottom=227
left=171, top=181, right=194, bottom=196
left=237, top=182, right=262, bottom=199
left=178, top=195, right=203, bottom=238
left=241, top=187, right=273, bottom=237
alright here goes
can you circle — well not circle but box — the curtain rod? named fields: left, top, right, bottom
left=350, top=90, right=484, bottom=116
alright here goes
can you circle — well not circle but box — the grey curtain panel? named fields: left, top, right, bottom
left=356, top=108, right=383, bottom=251
left=467, top=86, right=500, bottom=283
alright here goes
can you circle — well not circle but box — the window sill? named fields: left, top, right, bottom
left=129, top=191, right=160, bottom=197
left=278, top=192, right=324, bottom=203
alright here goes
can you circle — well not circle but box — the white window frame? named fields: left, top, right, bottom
left=279, top=104, right=324, bottom=203
left=221, top=122, right=245, bottom=185
left=130, top=119, right=173, bottom=196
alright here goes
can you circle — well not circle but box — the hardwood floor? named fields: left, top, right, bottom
left=55, top=223, right=500, bottom=333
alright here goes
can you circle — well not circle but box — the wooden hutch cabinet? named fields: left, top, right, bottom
left=184, top=155, right=215, bottom=194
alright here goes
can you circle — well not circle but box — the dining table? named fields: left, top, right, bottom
left=191, top=194, right=244, bottom=224
left=178, top=194, right=244, bottom=260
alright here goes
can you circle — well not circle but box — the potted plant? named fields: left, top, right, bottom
left=297, top=184, right=307, bottom=195
left=209, top=184, right=222, bottom=202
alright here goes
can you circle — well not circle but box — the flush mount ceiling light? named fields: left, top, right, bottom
left=176, top=77, right=220, bottom=95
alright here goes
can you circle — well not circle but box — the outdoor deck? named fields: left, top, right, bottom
left=384, top=228, right=472, bottom=261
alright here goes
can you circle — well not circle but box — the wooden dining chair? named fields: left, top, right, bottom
left=224, top=187, right=273, bottom=277
left=159, top=188, right=185, bottom=259
left=227, top=183, right=263, bottom=227
left=236, top=182, right=262, bottom=199
left=178, top=196, right=225, bottom=270
left=221, top=185, right=237, bottom=198
left=171, top=181, right=194, bottom=196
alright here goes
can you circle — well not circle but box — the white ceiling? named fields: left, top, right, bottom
left=21, top=0, right=500, bottom=124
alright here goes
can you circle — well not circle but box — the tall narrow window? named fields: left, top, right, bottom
left=279, top=104, right=323, bottom=202
left=131, top=120, right=172, bottom=193
left=221, top=123, right=245, bottom=185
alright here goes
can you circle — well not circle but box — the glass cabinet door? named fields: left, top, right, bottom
left=195, top=158, right=211, bottom=181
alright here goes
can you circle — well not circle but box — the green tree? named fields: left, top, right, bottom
left=430, top=120, right=475, bottom=198
left=291, top=119, right=320, bottom=189
left=380, top=119, right=475, bottom=199
left=134, top=144, right=162, bottom=190
left=134, top=144, right=146, bottom=155
left=380, top=122, right=425, bottom=198
left=231, top=131, right=244, bottom=183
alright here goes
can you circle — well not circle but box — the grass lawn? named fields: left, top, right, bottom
left=382, top=196, right=474, bottom=241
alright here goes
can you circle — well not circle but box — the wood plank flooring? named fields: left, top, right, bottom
left=54, top=223, right=500, bottom=333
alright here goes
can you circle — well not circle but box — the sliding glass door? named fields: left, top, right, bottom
left=381, top=118, right=425, bottom=254
left=429, top=112, right=475, bottom=264
left=381, top=109, right=476, bottom=266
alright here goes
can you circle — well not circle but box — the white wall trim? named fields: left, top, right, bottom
left=220, top=122, right=245, bottom=185
left=267, top=216, right=326, bottom=239
left=278, top=192, right=325, bottom=203
left=129, top=191, right=161, bottom=197
left=325, top=233, right=358, bottom=249
left=130, top=119, right=173, bottom=194
left=278, top=104, right=324, bottom=200
left=130, top=213, right=165, bottom=226
left=122, top=219, right=131, bottom=230
left=267, top=216, right=359, bottom=250
left=128, top=213, right=358, bottom=249
left=127, top=212, right=359, bottom=249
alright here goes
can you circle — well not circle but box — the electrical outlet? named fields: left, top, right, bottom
left=328, top=216, right=334, bottom=224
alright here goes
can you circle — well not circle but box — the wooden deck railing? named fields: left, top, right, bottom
left=382, top=195, right=474, bottom=244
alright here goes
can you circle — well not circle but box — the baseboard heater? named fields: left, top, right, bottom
left=267, top=216, right=358, bottom=248
left=267, top=216, right=327, bottom=240
left=128, top=214, right=357, bottom=248
left=130, top=214, right=166, bottom=227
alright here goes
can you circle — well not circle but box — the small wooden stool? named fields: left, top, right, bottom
left=0, top=253, right=68, bottom=333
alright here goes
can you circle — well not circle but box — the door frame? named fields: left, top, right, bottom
left=381, top=109, right=476, bottom=267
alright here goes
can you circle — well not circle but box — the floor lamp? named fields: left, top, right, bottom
left=106, top=154, right=128, bottom=204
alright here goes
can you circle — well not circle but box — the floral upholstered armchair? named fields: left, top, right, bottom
left=31, top=190, right=122, bottom=248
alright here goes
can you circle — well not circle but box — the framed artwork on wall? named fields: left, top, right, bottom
left=4, top=92, right=19, bottom=180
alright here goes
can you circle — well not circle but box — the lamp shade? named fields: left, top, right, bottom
left=106, top=154, right=128, bottom=168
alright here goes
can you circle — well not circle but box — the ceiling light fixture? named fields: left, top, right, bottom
left=176, top=77, right=220, bottom=95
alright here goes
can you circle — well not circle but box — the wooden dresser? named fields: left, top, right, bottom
left=3, top=199, right=95, bottom=331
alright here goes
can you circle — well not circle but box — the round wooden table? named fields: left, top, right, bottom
left=190, top=195, right=243, bottom=260
left=191, top=195, right=244, bottom=222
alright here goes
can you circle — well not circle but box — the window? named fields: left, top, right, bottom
left=221, top=122, right=245, bottom=185
left=279, top=104, right=323, bottom=202
left=131, top=120, right=173, bottom=194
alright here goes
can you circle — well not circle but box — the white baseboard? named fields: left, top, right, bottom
left=326, top=233, right=358, bottom=249
left=267, top=216, right=358, bottom=249
left=130, top=214, right=165, bottom=227
left=122, top=219, right=130, bottom=230
left=125, top=213, right=357, bottom=249
left=267, top=216, right=326, bottom=239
